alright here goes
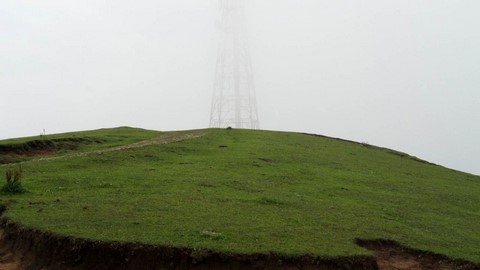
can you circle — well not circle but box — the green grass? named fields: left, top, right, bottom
left=0, top=128, right=479, bottom=262
left=0, top=127, right=162, bottom=164
left=0, top=127, right=160, bottom=145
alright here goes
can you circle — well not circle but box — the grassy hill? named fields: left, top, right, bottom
left=0, top=127, right=161, bottom=164
left=0, top=127, right=479, bottom=262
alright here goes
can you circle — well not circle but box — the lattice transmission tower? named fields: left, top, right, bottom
left=209, top=0, right=260, bottom=129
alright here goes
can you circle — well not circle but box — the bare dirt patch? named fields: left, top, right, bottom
left=357, top=239, right=479, bottom=270
left=0, top=230, right=23, bottom=270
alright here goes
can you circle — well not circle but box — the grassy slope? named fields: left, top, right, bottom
left=0, top=128, right=479, bottom=261
left=0, top=126, right=161, bottom=150
left=0, top=127, right=162, bottom=164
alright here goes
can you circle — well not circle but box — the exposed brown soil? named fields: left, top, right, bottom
left=0, top=221, right=376, bottom=270
left=0, top=137, right=103, bottom=165
left=356, top=239, right=479, bottom=270
left=0, top=223, right=478, bottom=270
left=2, top=150, right=56, bottom=158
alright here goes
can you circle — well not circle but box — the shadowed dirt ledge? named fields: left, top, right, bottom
left=0, top=220, right=377, bottom=270
left=1, top=221, right=480, bottom=270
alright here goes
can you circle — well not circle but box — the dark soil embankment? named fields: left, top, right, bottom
left=0, top=221, right=375, bottom=270
left=0, top=222, right=479, bottom=270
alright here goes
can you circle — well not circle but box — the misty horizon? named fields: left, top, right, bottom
left=1, top=0, right=479, bottom=175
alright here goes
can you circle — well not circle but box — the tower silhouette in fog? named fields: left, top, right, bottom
left=209, top=0, right=260, bottom=129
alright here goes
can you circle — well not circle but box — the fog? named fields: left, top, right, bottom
left=1, top=0, right=479, bottom=175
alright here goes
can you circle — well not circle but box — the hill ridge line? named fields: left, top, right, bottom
left=0, top=131, right=206, bottom=167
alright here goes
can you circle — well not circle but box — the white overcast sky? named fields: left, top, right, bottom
left=1, top=0, right=479, bottom=175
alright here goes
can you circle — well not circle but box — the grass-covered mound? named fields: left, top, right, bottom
left=0, top=127, right=161, bottom=164
left=0, top=128, right=478, bottom=263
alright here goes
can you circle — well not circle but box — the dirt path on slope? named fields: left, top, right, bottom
left=0, top=130, right=206, bottom=167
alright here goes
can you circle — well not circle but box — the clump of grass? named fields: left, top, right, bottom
left=2, top=165, right=26, bottom=194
